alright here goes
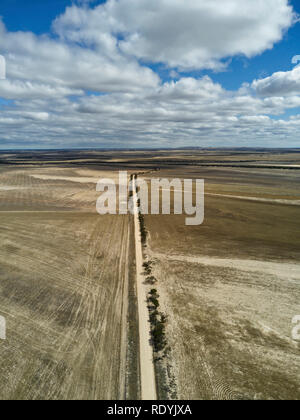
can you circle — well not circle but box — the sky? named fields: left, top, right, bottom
left=0, top=0, right=300, bottom=149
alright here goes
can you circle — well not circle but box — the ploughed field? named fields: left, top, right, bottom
left=144, top=162, right=300, bottom=400
left=0, top=166, right=133, bottom=400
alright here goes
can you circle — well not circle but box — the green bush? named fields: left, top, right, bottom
left=149, top=296, right=159, bottom=308
left=150, top=289, right=157, bottom=295
left=146, top=276, right=156, bottom=285
left=147, top=289, right=167, bottom=352
left=152, top=316, right=167, bottom=352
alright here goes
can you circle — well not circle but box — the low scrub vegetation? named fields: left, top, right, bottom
left=147, top=289, right=167, bottom=353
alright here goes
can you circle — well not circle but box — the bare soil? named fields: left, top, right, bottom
left=0, top=165, right=134, bottom=400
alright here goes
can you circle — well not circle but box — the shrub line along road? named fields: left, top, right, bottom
left=132, top=177, right=157, bottom=400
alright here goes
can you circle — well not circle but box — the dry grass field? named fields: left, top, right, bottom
left=144, top=162, right=300, bottom=400
left=0, top=149, right=299, bottom=400
left=0, top=164, right=136, bottom=400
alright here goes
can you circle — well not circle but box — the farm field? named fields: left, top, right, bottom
left=0, top=149, right=299, bottom=400
left=0, top=164, right=137, bottom=400
left=3, top=0, right=300, bottom=404
left=144, top=162, right=300, bottom=400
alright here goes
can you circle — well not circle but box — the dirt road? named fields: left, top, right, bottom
left=132, top=178, right=157, bottom=400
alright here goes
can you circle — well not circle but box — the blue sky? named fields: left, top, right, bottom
left=0, top=0, right=300, bottom=148
left=1, top=0, right=299, bottom=88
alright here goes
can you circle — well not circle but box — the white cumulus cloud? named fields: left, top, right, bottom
left=0, top=0, right=299, bottom=148
left=54, top=0, right=296, bottom=71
